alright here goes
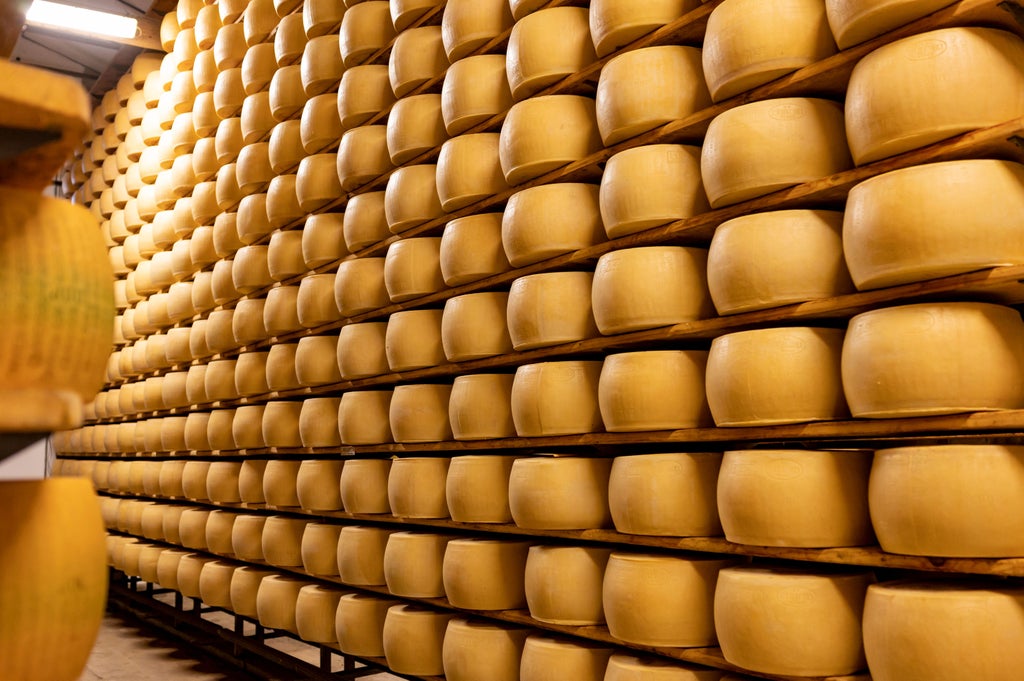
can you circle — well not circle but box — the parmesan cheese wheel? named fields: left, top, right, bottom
left=300, top=96, right=342, bottom=156
left=846, top=28, right=1024, bottom=165
left=266, top=177, right=303, bottom=231
left=207, top=408, right=238, bottom=451
left=715, top=566, right=872, bottom=676
left=295, top=585, right=344, bottom=644
left=296, top=154, right=343, bottom=212
left=383, top=238, right=444, bottom=303
left=205, top=510, right=239, bottom=553
left=596, top=47, right=710, bottom=145
left=178, top=507, right=211, bottom=548
left=436, top=133, right=510, bottom=211
left=274, top=13, right=307, bottom=66
left=243, top=0, right=278, bottom=47
left=230, top=565, right=275, bottom=617
left=262, top=515, right=309, bottom=568
left=337, top=65, right=396, bottom=131
left=335, top=594, right=400, bottom=657
left=844, top=160, right=1024, bottom=290
left=214, top=68, right=246, bottom=119
left=448, top=374, right=516, bottom=441
left=506, top=7, right=595, bottom=101
left=337, top=526, right=394, bottom=585
left=862, top=580, right=1024, bottom=681
left=842, top=302, right=1024, bottom=417
left=443, top=538, right=532, bottom=610
left=708, top=209, right=852, bottom=314
left=525, top=545, right=611, bottom=625
left=268, top=120, right=304, bottom=174
left=702, top=0, right=837, bottom=102
left=295, top=459, right=343, bottom=510
left=140, top=503, right=167, bottom=540
left=387, top=456, right=451, bottom=517
left=215, top=118, right=244, bottom=166
left=498, top=96, right=602, bottom=186
left=162, top=504, right=188, bottom=540
left=702, top=97, right=851, bottom=207
left=440, top=213, right=511, bottom=286
left=869, top=445, right=1024, bottom=556
left=507, top=271, right=598, bottom=350
left=385, top=310, right=445, bottom=371
left=192, top=137, right=219, bottom=181
left=302, top=213, right=348, bottom=267
left=507, top=360, right=602, bottom=436
left=210, top=259, right=242, bottom=306
left=155, top=549, right=188, bottom=590
left=232, top=245, right=272, bottom=293
left=184, top=412, right=212, bottom=451
left=520, top=637, right=613, bottom=681
left=336, top=124, right=393, bottom=192
left=296, top=336, right=342, bottom=386
left=589, top=0, right=700, bottom=56
left=501, top=183, right=603, bottom=266
left=263, top=459, right=301, bottom=506
left=343, top=191, right=389, bottom=251
left=339, top=1, right=395, bottom=67
left=337, top=322, right=389, bottom=379
left=441, top=54, right=514, bottom=136
left=338, top=390, right=394, bottom=444
left=825, top=0, right=957, bottom=49
left=263, top=285, right=303, bottom=337
left=262, top=400, right=304, bottom=448
left=509, top=456, right=612, bottom=529
left=177, top=0, right=201, bottom=29
left=384, top=164, right=447, bottom=235
left=232, top=404, right=267, bottom=449
left=236, top=351, right=270, bottom=396
left=177, top=554, right=215, bottom=599
left=339, top=458, right=392, bottom=512
left=300, top=35, right=342, bottom=96
left=215, top=24, right=248, bottom=72
left=300, top=522, right=343, bottom=575
left=235, top=140, right=274, bottom=191
left=240, top=460, right=269, bottom=503
left=389, top=385, right=454, bottom=443
left=269, top=65, right=308, bottom=121
left=442, top=619, right=530, bottom=681
left=199, top=561, right=237, bottom=609
left=216, top=165, right=245, bottom=213
left=445, top=455, right=517, bottom=522
left=387, top=94, right=447, bottom=166
left=609, top=453, right=723, bottom=537
left=256, top=574, right=307, bottom=634
left=185, top=364, right=211, bottom=406
left=391, top=0, right=444, bottom=31
left=599, top=350, right=712, bottom=431
left=382, top=604, right=454, bottom=675
left=204, top=359, right=238, bottom=402
left=388, top=26, right=449, bottom=98
left=383, top=532, right=452, bottom=597
left=334, top=257, right=388, bottom=316
left=707, top=327, right=848, bottom=426
left=599, top=145, right=709, bottom=238
left=440, top=0, right=512, bottom=61
left=233, top=298, right=271, bottom=346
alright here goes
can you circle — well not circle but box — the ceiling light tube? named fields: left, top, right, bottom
left=25, top=0, right=138, bottom=40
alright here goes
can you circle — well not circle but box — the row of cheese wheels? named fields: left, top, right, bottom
left=102, top=511, right=1024, bottom=681
left=57, top=443, right=1024, bottom=558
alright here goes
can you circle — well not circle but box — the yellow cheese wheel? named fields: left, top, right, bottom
left=498, top=96, right=602, bottom=186
left=243, top=0, right=279, bottom=46
left=263, top=285, right=303, bottom=337
left=608, top=453, right=723, bottom=537
left=440, top=213, right=511, bottom=286
left=232, top=298, right=269, bottom=346
left=335, top=594, right=400, bottom=657
left=842, top=302, right=1024, bottom=417
left=339, top=1, right=395, bottom=67
left=389, top=26, right=449, bottom=98
left=266, top=177, right=304, bottom=231
left=215, top=118, right=244, bottom=166
left=296, top=153, right=343, bottom=213
left=236, top=140, right=274, bottom=191
left=206, top=308, right=240, bottom=355
left=300, top=95, right=342, bottom=156
left=343, top=191, right=389, bottom=252
left=268, top=120, right=304, bottom=174
left=589, top=0, right=700, bottom=56
left=207, top=408, right=238, bottom=451
left=205, top=509, right=239, bottom=553
left=869, top=445, right=1024, bottom=556
left=230, top=404, right=266, bottom=449
left=715, top=566, right=872, bottom=676
left=384, top=164, right=446, bottom=235
left=295, top=336, right=342, bottom=386
left=506, top=7, right=595, bottom=101
left=383, top=239, right=444, bottom=304
left=301, top=34, right=342, bottom=96
left=178, top=507, right=212, bottom=548
left=445, top=455, right=517, bottom=522
left=214, top=68, right=246, bottom=119
left=441, top=54, right=514, bottom=136
left=203, top=358, right=238, bottom=402
left=448, top=374, right=516, bottom=441
left=336, top=125, right=393, bottom=192
left=845, top=28, right=1024, bottom=165
left=235, top=192, right=271, bottom=244
left=262, top=400, right=304, bottom=448
left=520, top=637, right=613, bottom=681
left=443, top=538, right=532, bottom=610
left=436, top=133, right=510, bottom=211
left=274, top=13, right=307, bottom=66
left=387, top=94, right=447, bottom=166
left=337, top=65, right=396, bottom=130
left=334, top=257, right=388, bottom=316
left=178, top=553, right=216, bottom=599
left=825, top=0, right=957, bottom=49
left=269, top=65, right=308, bottom=121
left=215, top=24, right=248, bottom=71
left=294, top=459, right=344, bottom=511
left=262, top=459, right=301, bottom=506
left=295, top=584, right=344, bottom=644
left=387, top=456, right=451, bottom=517
left=338, top=390, right=395, bottom=444
left=232, top=245, right=272, bottom=293
left=501, top=183, right=603, bottom=267
left=442, top=619, right=530, bottom=681
left=234, top=350, right=270, bottom=397
left=300, top=522, right=343, bottom=575
left=337, top=525, right=394, bottom=585
left=385, top=310, right=445, bottom=371
left=383, top=532, right=452, bottom=597
left=507, top=271, right=597, bottom=350
left=337, top=322, right=389, bottom=379
left=863, top=580, right=1024, bottom=681
left=267, top=342, right=302, bottom=391
left=240, top=460, right=269, bottom=503
left=262, top=515, right=309, bottom=567
left=229, top=565, right=275, bottom=617
left=192, top=137, right=219, bottom=181
left=509, top=456, right=612, bottom=529
left=389, top=385, right=454, bottom=443
left=159, top=460, right=187, bottom=497
left=339, top=458, right=392, bottom=512
left=198, top=561, right=237, bottom=609
left=302, top=213, right=348, bottom=267
left=183, top=412, right=211, bottom=451
left=598, top=350, right=711, bottom=431
left=382, top=605, right=456, bottom=676
left=596, top=47, right=710, bottom=145
left=391, top=0, right=444, bottom=31
left=441, top=0, right=512, bottom=61
left=525, top=545, right=611, bottom=625
left=256, top=574, right=308, bottom=634
left=303, top=0, right=345, bottom=36
left=155, top=549, right=189, bottom=590
left=511, top=361, right=604, bottom=436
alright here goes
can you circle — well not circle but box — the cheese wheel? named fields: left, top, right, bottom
left=825, top=0, right=958, bottom=49
left=842, top=302, right=1024, bottom=417
left=301, top=34, right=342, bottom=96
left=383, top=532, right=452, bottom=597
left=385, top=310, right=445, bottom=371
left=182, top=460, right=214, bottom=500
left=442, top=619, right=530, bottom=681
left=235, top=350, right=270, bottom=397
left=262, top=459, right=301, bottom=506
left=178, top=507, right=212, bottom=548
left=337, top=65, right=395, bottom=131
left=443, top=538, right=532, bottom=610
left=343, top=191, right=389, bottom=251
left=387, top=94, right=447, bottom=166
left=707, top=327, right=848, bottom=426
left=445, top=455, right=517, bottom=522
left=506, top=7, right=595, bottom=101
left=498, top=96, right=602, bottom=186
left=235, top=140, right=274, bottom=191
left=597, top=47, right=710, bottom=145
left=235, top=192, right=271, bottom=244
left=520, top=637, right=613, bottom=681
left=869, top=445, right=1024, bottom=556
left=295, top=585, right=344, bottom=644
left=387, top=456, right=451, bottom=517
left=335, top=594, right=400, bottom=657
left=334, top=257, right=388, bottom=316
left=300, top=95, right=342, bottom=156
left=382, top=605, right=455, bottom=677
left=203, top=359, right=238, bottom=402
left=390, top=385, right=454, bottom=443
left=708, top=209, right=852, bottom=314
left=269, top=65, right=308, bottom=121
left=336, top=526, right=394, bottom=585
left=296, top=154, right=343, bottom=213
left=338, top=390, right=394, bottom=444
left=205, top=510, right=239, bottom=553
left=158, top=459, right=187, bottom=497
left=440, top=135, right=512, bottom=213
left=274, top=13, right=306, bottom=66
left=298, top=522, right=343, bottom=576
left=199, top=561, right=237, bottom=609
left=262, top=400, right=304, bottom=448
left=599, top=145, right=709, bottom=238
left=337, top=322, right=389, bottom=379
left=232, top=298, right=269, bottom=346
left=846, top=28, right=1024, bottom=165
left=391, top=0, right=444, bottom=31
left=231, top=404, right=266, bottom=449
left=207, top=408, right=238, bottom=451
left=389, top=26, right=449, bottom=98
left=509, top=456, right=612, bottom=529
left=384, top=164, right=446, bottom=235
left=338, top=1, right=395, bottom=67
left=162, top=504, right=188, bottom=541
left=383, top=240, right=444, bottom=305
left=229, top=565, right=275, bottom=617
left=214, top=68, right=246, bottom=119
left=599, top=350, right=712, bottom=431
left=511, top=361, right=604, bottom=437
left=448, top=374, right=516, bottom=441
left=441, top=54, right=514, bottom=136
left=268, top=120, right=304, bottom=174
left=302, top=213, right=348, bottom=267
left=294, top=460, right=344, bottom=513
left=440, top=0, right=511, bottom=61
left=844, top=160, right=1024, bottom=290
left=525, top=545, right=611, bottom=625
left=178, top=554, right=216, bottom=599
left=244, top=0, right=278, bottom=46
left=440, top=213, right=511, bottom=286
left=267, top=342, right=302, bottom=391
left=240, top=460, right=269, bottom=503
left=193, top=137, right=219, bottom=181
left=303, top=0, right=345, bottom=36
left=339, top=458, right=392, bottom=512
left=296, top=335, right=342, bottom=385
left=155, top=549, right=188, bottom=590
left=336, top=125, right=393, bottom=192
left=214, top=24, right=247, bottom=72
left=608, top=453, right=722, bottom=537
left=863, top=580, right=1024, bottom=681
left=263, top=285, right=303, bottom=337
left=589, top=0, right=700, bottom=56
left=215, top=118, right=244, bottom=166
left=232, top=246, right=272, bottom=294
left=507, top=271, right=598, bottom=350
left=256, top=574, right=307, bottom=634
left=140, top=502, right=166, bottom=540
left=184, top=412, right=212, bottom=451
left=262, top=516, right=309, bottom=567
left=210, top=259, right=241, bottom=306
left=715, top=566, right=872, bottom=676
left=501, top=183, right=603, bottom=266
left=703, top=0, right=837, bottom=102
left=266, top=177, right=304, bottom=231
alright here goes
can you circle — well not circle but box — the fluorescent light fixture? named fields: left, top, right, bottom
left=25, top=0, right=138, bottom=40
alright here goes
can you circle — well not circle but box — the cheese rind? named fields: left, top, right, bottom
left=825, top=0, right=958, bottom=49
left=442, top=538, right=533, bottom=610
left=506, top=7, right=595, bottom=101
left=509, top=456, right=612, bottom=529
left=442, top=619, right=530, bottom=681
left=511, top=361, right=604, bottom=437
left=609, top=453, right=723, bottom=537
left=525, top=545, right=611, bottom=625
left=498, top=96, right=602, bottom=186
left=599, top=350, right=711, bottom=431
left=445, top=455, right=518, bottom=522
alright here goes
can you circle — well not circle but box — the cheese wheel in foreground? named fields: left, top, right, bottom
left=498, top=95, right=602, bottom=186
left=383, top=532, right=452, bottom=597
left=604, top=654, right=721, bottom=680
left=339, top=458, right=392, bottom=513
left=501, top=183, right=603, bottom=267
left=825, top=0, right=957, bottom=49
left=448, top=374, right=516, bottom=440
left=717, top=449, right=874, bottom=547
left=599, top=350, right=712, bottom=431
left=382, top=605, right=455, bottom=676
left=335, top=594, right=400, bottom=657
left=445, top=455, right=518, bottom=522
left=441, top=54, right=514, bottom=136
left=707, top=327, right=848, bottom=425
left=442, top=619, right=530, bottom=681
left=295, top=584, right=344, bottom=643
left=388, top=456, right=451, bottom=518
left=845, top=27, right=1024, bottom=165
left=505, top=7, right=594, bottom=101
left=842, top=159, right=1024, bottom=290
left=869, top=445, right=1024, bottom=556
left=603, top=552, right=736, bottom=647
left=525, top=545, right=611, bottom=625
left=608, top=452, right=723, bottom=537
left=507, top=271, right=598, bottom=350
left=701, top=97, right=851, bottom=208
left=509, top=456, right=612, bottom=529
left=842, top=302, right=1024, bottom=417
left=442, top=538, right=532, bottom=610
left=511, top=361, right=604, bottom=436
left=863, top=580, right=1024, bottom=681
left=520, top=637, right=613, bottom=681
left=337, top=526, right=393, bottom=585
left=715, top=566, right=873, bottom=675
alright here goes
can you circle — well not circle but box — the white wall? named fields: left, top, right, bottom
left=0, top=438, right=49, bottom=479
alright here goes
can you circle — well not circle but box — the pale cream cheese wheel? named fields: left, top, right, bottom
left=335, top=594, right=400, bottom=657
left=525, top=545, right=611, bottom=625
left=511, top=361, right=604, bottom=437
left=520, top=637, right=613, bottom=681
left=441, top=0, right=513, bottom=61
left=436, top=133, right=510, bottom=211
left=262, top=516, right=309, bottom=567
left=199, top=561, right=237, bottom=609
left=339, top=458, right=392, bottom=513
left=589, top=0, right=701, bottom=57
left=204, top=309, right=237, bottom=355
left=302, top=213, right=348, bottom=268
left=845, top=27, right=1024, bottom=165
left=869, top=444, right=1024, bottom=557
left=295, top=459, right=343, bottom=510
left=387, top=456, right=451, bottom=517
left=448, top=374, right=516, bottom=441
left=337, top=526, right=394, bottom=585
left=385, top=310, right=446, bottom=371
left=384, top=164, right=446, bottom=235
left=301, top=522, right=343, bottom=575
left=334, top=257, right=388, bottom=316
left=343, top=191, right=389, bottom=252
left=507, top=271, right=598, bottom=350
left=382, top=605, right=456, bottom=676
left=301, top=34, right=342, bottom=96
left=205, top=510, right=239, bottom=554
left=338, top=391, right=394, bottom=444
left=863, top=580, right=1024, bottom=681
left=388, top=26, right=449, bottom=99
left=443, top=538, right=532, bottom=610
left=715, top=566, right=873, bottom=676
left=707, top=327, right=848, bottom=426
left=295, top=585, right=345, bottom=644
left=498, top=96, right=602, bottom=186
left=702, top=0, right=837, bottom=102
left=501, top=183, right=603, bottom=267
left=841, top=302, right=1024, bottom=417
left=506, top=7, right=595, bottom=101
left=263, top=459, right=301, bottom=506
left=599, top=144, right=709, bottom=238
left=441, top=292, right=514, bottom=361
left=337, top=322, right=389, bottom=379
left=383, top=532, right=452, bottom=597
left=825, top=0, right=958, bottom=49
left=592, top=246, right=714, bottom=334
left=609, top=453, right=723, bottom=537
left=598, top=350, right=712, bottom=431
left=296, top=153, right=343, bottom=212
left=383, top=237, right=445, bottom=303
left=843, top=159, right=1024, bottom=290
left=603, top=552, right=736, bottom=647
left=386, top=94, right=447, bottom=166
left=229, top=565, right=275, bottom=617
left=509, top=456, right=612, bottom=529
left=441, top=54, right=514, bottom=136
left=337, top=65, right=395, bottom=131
left=300, top=95, right=342, bottom=154
left=445, top=455, right=518, bottom=522
left=442, top=619, right=530, bottom=681
left=256, top=574, right=307, bottom=634
left=440, top=213, right=511, bottom=286
left=596, top=46, right=710, bottom=145
left=338, top=0, right=395, bottom=67
left=708, top=209, right=853, bottom=314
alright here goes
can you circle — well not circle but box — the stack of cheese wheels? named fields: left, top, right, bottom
left=506, top=271, right=598, bottom=349
left=869, top=444, right=1024, bottom=556
left=501, top=183, right=604, bottom=266
left=845, top=27, right=1024, bottom=165
left=508, top=456, right=612, bottom=529
left=825, top=0, right=958, bottom=49
left=337, top=526, right=393, bottom=585
left=335, top=593, right=400, bottom=658
left=442, top=538, right=532, bottom=610
left=387, top=456, right=451, bottom=517
left=511, top=361, right=604, bottom=436
left=717, top=449, right=874, bottom=547
left=520, top=637, right=614, bottom=681
left=382, top=605, right=456, bottom=676
left=383, top=532, right=453, bottom=598
left=863, top=580, right=1024, bottom=681
left=598, top=350, right=712, bottom=431
left=524, top=545, right=611, bottom=625
left=445, top=455, right=518, bottom=522
left=841, top=302, right=1024, bottom=417
left=448, top=374, right=516, bottom=440
left=842, top=160, right=1024, bottom=290
left=715, top=566, right=874, bottom=676
left=706, top=327, right=849, bottom=426
left=442, top=619, right=530, bottom=681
